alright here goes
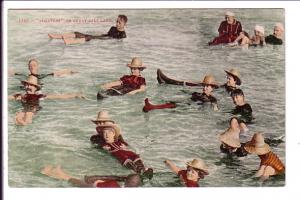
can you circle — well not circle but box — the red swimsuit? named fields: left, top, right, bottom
left=95, top=180, right=121, bottom=188
left=209, top=20, right=242, bottom=45
left=177, top=170, right=199, bottom=187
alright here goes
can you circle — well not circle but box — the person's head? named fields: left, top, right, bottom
left=254, top=25, right=264, bottom=37
left=127, top=57, right=146, bottom=76
left=28, top=59, right=39, bottom=75
left=199, top=75, right=219, bottom=95
left=239, top=31, right=249, bottom=39
left=92, top=111, right=115, bottom=126
left=225, top=69, right=241, bottom=87
left=231, top=89, right=245, bottom=106
left=273, top=23, right=284, bottom=38
left=225, top=11, right=235, bottom=24
left=186, top=159, right=209, bottom=181
left=21, top=75, right=40, bottom=94
left=116, top=15, right=128, bottom=31
left=124, top=174, right=142, bottom=187
left=244, top=132, right=271, bottom=155
left=98, top=125, right=120, bottom=144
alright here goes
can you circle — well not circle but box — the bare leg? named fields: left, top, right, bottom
left=41, top=165, right=73, bottom=181
left=254, top=165, right=266, bottom=177
left=260, top=166, right=276, bottom=181
left=63, top=37, right=86, bottom=45
left=15, top=111, right=34, bottom=126
left=53, top=69, right=78, bottom=77
left=239, top=122, right=248, bottom=133
left=48, top=33, right=76, bottom=39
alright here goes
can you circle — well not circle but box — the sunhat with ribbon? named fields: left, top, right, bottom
left=21, top=75, right=41, bottom=90
left=244, top=132, right=271, bottom=155
left=225, top=68, right=242, bottom=85
left=199, top=74, right=219, bottom=88
left=127, top=57, right=146, bottom=70
left=91, top=111, right=115, bottom=124
left=219, top=128, right=241, bottom=148
left=186, top=159, right=209, bottom=175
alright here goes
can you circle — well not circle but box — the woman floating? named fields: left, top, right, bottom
left=97, top=57, right=146, bottom=99
left=164, top=159, right=209, bottom=187
left=208, top=11, right=243, bottom=45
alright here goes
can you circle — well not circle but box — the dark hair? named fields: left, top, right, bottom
left=231, top=88, right=244, bottom=98
left=241, top=31, right=249, bottom=38
left=118, top=15, right=128, bottom=23
left=229, top=117, right=239, bottom=125
left=125, top=174, right=142, bottom=187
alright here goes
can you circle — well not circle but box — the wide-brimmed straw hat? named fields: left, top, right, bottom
left=254, top=25, right=265, bottom=35
left=91, top=111, right=115, bottom=124
left=21, top=75, right=41, bottom=90
left=225, top=11, right=235, bottom=17
left=225, top=68, right=242, bottom=85
left=96, top=124, right=121, bottom=140
left=244, top=133, right=271, bottom=155
left=199, top=75, right=219, bottom=88
left=186, top=159, right=209, bottom=174
left=219, top=128, right=241, bottom=148
left=127, top=57, right=146, bottom=69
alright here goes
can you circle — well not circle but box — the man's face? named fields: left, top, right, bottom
left=233, top=95, right=244, bottom=105
left=225, top=15, right=234, bottom=24
left=25, top=83, right=37, bottom=94
left=116, top=17, right=126, bottom=30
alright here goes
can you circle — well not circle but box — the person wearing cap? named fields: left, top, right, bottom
left=250, top=25, right=266, bottom=46
left=221, top=68, right=242, bottom=95
left=9, top=75, right=85, bottom=125
left=244, top=133, right=285, bottom=181
left=208, top=11, right=243, bottom=45
left=49, top=15, right=127, bottom=45
left=219, top=117, right=248, bottom=157
left=90, top=111, right=126, bottom=145
left=164, top=159, right=209, bottom=187
left=97, top=57, right=146, bottom=99
left=227, top=31, right=251, bottom=48
left=96, top=124, right=153, bottom=179
left=41, top=165, right=142, bottom=187
left=191, top=74, right=219, bottom=111
left=265, top=23, right=284, bottom=45
left=10, top=58, right=77, bottom=81
left=231, top=89, right=253, bottom=124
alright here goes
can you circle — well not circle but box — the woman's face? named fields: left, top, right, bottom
left=25, top=84, right=37, bottom=94
left=131, top=68, right=141, bottom=76
left=186, top=167, right=199, bottom=181
left=203, top=84, right=213, bottom=95
left=225, top=15, right=234, bottom=24
left=103, top=129, right=116, bottom=143
left=116, top=17, right=126, bottom=30
left=226, top=75, right=236, bottom=87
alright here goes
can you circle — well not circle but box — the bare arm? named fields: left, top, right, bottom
left=127, top=85, right=146, bottom=95
left=8, top=94, right=22, bottom=100
left=15, top=111, right=34, bottom=126
left=53, top=69, right=78, bottom=77
left=164, top=159, right=181, bottom=175
left=101, top=80, right=122, bottom=90
left=63, top=37, right=86, bottom=45
left=45, top=93, right=86, bottom=100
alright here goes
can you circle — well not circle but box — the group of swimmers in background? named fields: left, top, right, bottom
left=8, top=12, right=285, bottom=187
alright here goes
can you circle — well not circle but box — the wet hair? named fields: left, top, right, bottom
left=124, top=174, right=142, bottom=187
left=231, top=88, right=244, bottom=98
left=118, top=15, right=128, bottom=24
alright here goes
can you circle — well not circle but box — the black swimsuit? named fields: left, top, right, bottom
left=75, top=26, right=126, bottom=41
left=191, top=92, right=217, bottom=104
left=265, top=35, right=283, bottom=45
left=220, top=143, right=248, bottom=157
left=221, top=84, right=237, bottom=95
left=232, top=103, right=253, bottom=123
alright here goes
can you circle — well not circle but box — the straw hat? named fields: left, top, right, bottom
left=91, top=111, right=115, bottom=124
left=225, top=11, right=235, bottom=17
left=21, top=75, right=41, bottom=90
left=244, top=133, right=271, bottom=155
left=219, top=128, right=241, bottom=148
left=225, top=68, right=241, bottom=85
left=254, top=25, right=265, bottom=35
left=199, top=75, right=219, bottom=88
left=96, top=124, right=121, bottom=140
left=127, top=57, right=146, bottom=69
left=186, top=159, right=209, bottom=174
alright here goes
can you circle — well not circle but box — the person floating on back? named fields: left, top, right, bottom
left=94, top=124, right=153, bottom=179
left=244, top=133, right=285, bottom=181
left=230, top=89, right=253, bottom=124
left=48, top=15, right=127, bottom=45
left=265, top=23, right=284, bottom=45
left=208, top=11, right=242, bottom=45
left=97, top=57, right=146, bottom=99
left=164, top=159, right=209, bottom=187
left=221, top=68, right=242, bottom=95
left=191, top=74, right=219, bottom=111
left=41, top=165, right=142, bottom=187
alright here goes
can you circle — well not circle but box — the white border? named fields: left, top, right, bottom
left=3, top=1, right=300, bottom=200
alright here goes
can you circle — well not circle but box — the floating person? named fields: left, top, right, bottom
left=48, top=15, right=127, bottom=45
left=231, top=89, right=253, bottom=124
left=265, top=23, right=284, bottom=45
left=244, top=133, right=285, bottom=181
left=250, top=25, right=266, bottom=46
left=208, top=11, right=243, bottom=45
left=90, top=110, right=126, bottom=145
left=227, top=31, right=251, bottom=49
left=164, top=159, right=209, bottom=187
left=220, top=68, right=242, bottom=95
left=10, top=58, right=77, bottom=80
left=94, top=124, right=153, bottom=179
left=8, top=75, right=85, bottom=125
left=191, top=74, right=219, bottom=111
left=219, top=117, right=249, bottom=157
left=97, top=57, right=146, bottom=100
left=41, top=165, right=142, bottom=187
